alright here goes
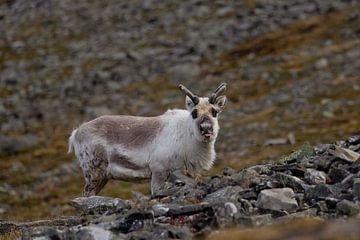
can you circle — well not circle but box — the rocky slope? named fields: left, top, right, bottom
left=1, top=134, right=359, bottom=239
left=0, top=0, right=360, bottom=226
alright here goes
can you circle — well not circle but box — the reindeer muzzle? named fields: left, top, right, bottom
left=199, top=117, right=213, bottom=138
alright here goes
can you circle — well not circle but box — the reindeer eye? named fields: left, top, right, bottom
left=191, top=109, right=198, bottom=119
left=211, top=108, right=218, bottom=117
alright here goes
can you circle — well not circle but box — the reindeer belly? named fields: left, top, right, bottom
left=107, top=152, right=151, bottom=182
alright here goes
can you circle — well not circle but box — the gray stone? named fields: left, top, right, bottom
left=305, top=169, right=328, bottom=185
left=235, top=214, right=273, bottom=227
left=347, top=135, right=360, bottom=145
left=234, top=168, right=261, bottom=188
left=167, top=170, right=196, bottom=186
left=70, top=196, right=130, bottom=215
left=257, top=188, right=298, bottom=213
left=336, top=200, right=360, bottom=216
left=204, top=185, right=242, bottom=204
left=276, top=172, right=310, bottom=192
left=353, top=178, right=360, bottom=198
left=305, top=184, right=339, bottom=202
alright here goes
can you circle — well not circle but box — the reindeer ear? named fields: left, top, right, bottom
left=185, top=96, right=196, bottom=110
left=214, top=95, right=227, bottom=111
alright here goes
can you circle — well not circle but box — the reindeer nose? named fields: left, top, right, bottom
left=200, top=119, right=213, bottom=134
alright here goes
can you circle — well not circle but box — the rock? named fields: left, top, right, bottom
left=152, top=202, right=211, bottom=218
left=264, top=138, right=288, bottom=146
left=353, top=178, right=360, bottom=199
left=315, top=58, right=329, bottom=69
left=204, top=186, right=242, bottom=204
left=69, top=225, right=116, bottom=240
left=167, top=170, right=196, bottom=186
left=288, top=132, right=296, bottom=145
left=305, top=184, right=335, bottom=202
left=257, top=188, right=298, bottom=213
left=316, top=201, right=328, bottom=212
left=0, top=134, right=39, bottom=155
left=336, top=200, right=360, bottom=216
left=304, top=169, right=328, bottom=185
left=276, top=172, right=310, bottom=192
left=328, top=146, right=360, bottom=162
left=278, top=208, right=318, bottom=221
left=0, top=220, right=17, bottom=234
left=234, top=169, right=261, bottom=188
left=70, top=196, right=130, bottom=215
left=328, top=167, right=350, bottom=183
left=314, top=154, right=337, bottom=171
left=235, top=214, right=273, bottom=227
left=347, top=135, right=360, bottom=145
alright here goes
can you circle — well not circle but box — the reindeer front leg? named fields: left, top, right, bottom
left=149, top=159, right=171, bottom=197
left=150, top=170, right=170, bottom=197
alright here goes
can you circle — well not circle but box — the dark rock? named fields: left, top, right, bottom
left=257, top=188, right=298, bottom=213
left=204, top=186, right=242, bottom=204
left=276, top=172, right=310, bottom=192
left=328, top=167, right=350, bottom=183
left=347, top=135, right=360, bottom=145
left=314, top=154, right=337, bottom=171
left=222, top=167, right=236, bottom=176
left=349, top=159, right=360, bottom=173
left=353, top=178, right=360, bottom=199
left=338, top=174, right=355, bottom=190
left=70, top=196, right=130, bottom=215
left=336, top=200, right=360, bottom=216
left=349, top=144, right=360, bottom=152
left=0, top=220, right=17, bottom=234
left=305, top=184, right=339, bottom=203
left=314, top=144, right=331, bottom=155
left=315, top=201, right=328, bottom=212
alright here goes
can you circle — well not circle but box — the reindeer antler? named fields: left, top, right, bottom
left=209, top=82, right=227, bottom=104
left=179, top=84, right=199, bottom=105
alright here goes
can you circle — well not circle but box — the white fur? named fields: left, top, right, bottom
left=69, top=97, right=223, bottom=195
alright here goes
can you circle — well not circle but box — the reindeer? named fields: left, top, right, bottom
left=68, top=83, right=227, bottom=197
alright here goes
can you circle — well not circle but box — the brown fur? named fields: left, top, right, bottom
left=82, top=115, right=163, bottom=148
left=109, top=151, right=142, bottom=170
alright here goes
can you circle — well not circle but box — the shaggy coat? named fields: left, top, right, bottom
left=69, top=85, right=226, bottom=196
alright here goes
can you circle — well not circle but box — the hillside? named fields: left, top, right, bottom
left=0, top=0, right=359, bottom=233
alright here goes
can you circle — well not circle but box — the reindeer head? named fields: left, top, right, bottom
left=179, top=83, right=227, bottom=143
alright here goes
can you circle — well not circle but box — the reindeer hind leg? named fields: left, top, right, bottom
left=81, top=144, right=109, bottom=196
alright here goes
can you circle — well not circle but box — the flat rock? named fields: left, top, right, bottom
left=257, top=188, right=298, bottom=213
left=235, top=213, right=273, bottom=227
left=328, top=146, right=360, bottom=162
left=70, top=196, right=130, bottom=215
left=204, top=185, right=243, bottom=204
